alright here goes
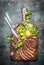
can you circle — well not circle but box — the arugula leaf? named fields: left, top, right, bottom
left=5, top=35, right=14, bottom=42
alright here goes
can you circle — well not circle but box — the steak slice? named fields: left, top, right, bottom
left=22, top=45, right=33, bottom=60
left=20, top=48, right=27, bottom=60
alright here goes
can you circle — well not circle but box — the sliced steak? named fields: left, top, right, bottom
left=19, top=42, right=35, bottom=60
left=23, top=45, right=35, bottom=57
left=22, top=46, right=33, bottom=59
left=20, top=48, right=27, bottom=60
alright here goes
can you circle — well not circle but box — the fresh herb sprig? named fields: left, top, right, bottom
left=5, top=35, right=14, bottom=42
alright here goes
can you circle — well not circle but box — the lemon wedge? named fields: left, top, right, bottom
left=25, top=30, right=31, bottom=36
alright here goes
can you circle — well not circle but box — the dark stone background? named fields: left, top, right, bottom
left=0, top=0, right=44, bottom=65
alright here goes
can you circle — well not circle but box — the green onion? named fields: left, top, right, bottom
left=26, top=16, right=31, bottom=20
left=22, top=22, right=28, bottom=26
left=28, top=23, right=34, bottom=28
left=26, top=20, right=29, bottom=22
left=14, top=42, right=23, bottom=49
left=21, top=36, right=26, bottom=39
left=17, top=42, right=23, bottom=47
left=28, top=11, right=32, bottom=15
left=14, top=45, right=17, bottom=49
left=20, top=33, right=24, bottom=36
left=25, top=11, right=32, bottom=16
left=25, top=25, right=29, bottom=29
left=25, top=11, right=29, bottom=16
left=5, top=36, right=14, bottom=42
left=32, top=28, right=38, bottom=35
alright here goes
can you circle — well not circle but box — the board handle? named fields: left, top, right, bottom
left=22, top=7, right=26, bottom=22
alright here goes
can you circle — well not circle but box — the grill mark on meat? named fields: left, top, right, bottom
left=23, top=51, right=31, bottom=60
left=24, top=45, right=34, bottom=57
left=23, top=44, right=35, bottom=58
left=20, top=48, right=27, bottom=60
left=29, top=47, right=36, bottom=52
left=26, top=43, right=36, bottom=52
left=22, top=48, right=31, bottom=60
left=25, top=50, right=34, bottom=57
left=23, top=44, right=32, bottom=53
left=22, top=47, right=32, bottom=60
left=22, top=46, right=31, bottom=57
left=23, top=51, right=32, bottom=60
left=29, top=50, right=34, bottom=54
left=27, top=48, right=34, bottom=54
left=20, top=47, right=34, bottom=60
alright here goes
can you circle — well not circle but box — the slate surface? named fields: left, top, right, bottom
left=0, top=1, right=44, bottom=65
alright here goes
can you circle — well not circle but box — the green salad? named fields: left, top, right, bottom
left=5, top=10, right=38, bottom=49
